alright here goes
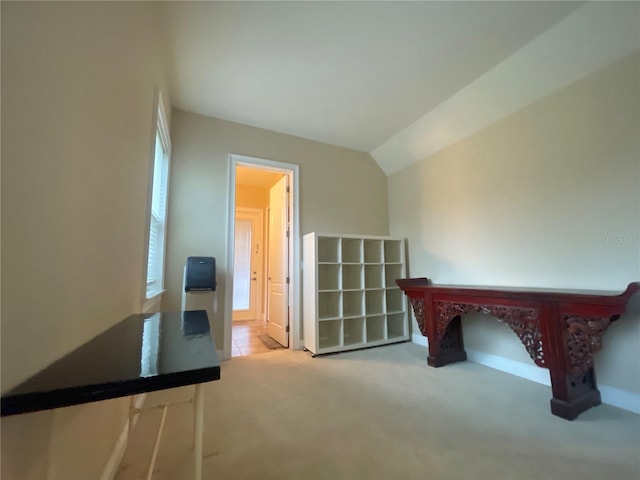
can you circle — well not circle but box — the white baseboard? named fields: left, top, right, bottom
left=100, top=393, right=148, bottom=480
left=411, top=335, right=639, bottom=414
left=412, top=333, right=428, bottom=347
left=599, top=385, right=640, bottom=414
left=465, top=348, right=551, bottom=387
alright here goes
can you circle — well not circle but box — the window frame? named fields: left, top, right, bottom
left=143, top=89, right=171, bottom=304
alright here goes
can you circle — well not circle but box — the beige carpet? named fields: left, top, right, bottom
left=116, top=343, right=640, bottom=480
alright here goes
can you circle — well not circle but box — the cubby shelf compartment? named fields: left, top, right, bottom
left=318, top=291, right=341, bottom=320
left=343, top=290, right=364, bottom=318
left=366, top=315, right=386, bottom=342
left=342, top=264, right=363, bottom=290
left=365, top=264, right=384, bottom=289
left=342, top=238, right=362, bottom=264
left=343, top=318, right=365, bottom=346
left=385, top=289, right=405, bottom=313
left=385, top=264, right=404, bottom=288
left=365, top=289, right=385, bottom=315
left=387, top=313, right=407, bottom=339
left=318, top=263, right=341, bottom=291
left=303, top=233, right=409, bottom=355
left=318, top=237, right=340, bottom=263
left=364, top=239, right=384, bottom=263
left=318, top=320, right=342, bottom=349
left=384, top=240, right=403, bottom=264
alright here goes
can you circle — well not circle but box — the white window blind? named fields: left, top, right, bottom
left=146, top=100, right=170, bottom=299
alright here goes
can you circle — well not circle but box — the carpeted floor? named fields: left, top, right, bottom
left=115, top=342, right=640, bottom=480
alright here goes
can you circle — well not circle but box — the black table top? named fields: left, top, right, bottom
left=1, top=310, right=221, bottom=416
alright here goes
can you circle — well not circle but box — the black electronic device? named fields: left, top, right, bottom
left=184, top=257, right=216, bottom=292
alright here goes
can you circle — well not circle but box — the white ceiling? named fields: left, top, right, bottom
left=158, top=1, right=639, bottom=175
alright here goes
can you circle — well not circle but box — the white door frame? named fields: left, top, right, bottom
left=224, top=154, right=301, bottom=360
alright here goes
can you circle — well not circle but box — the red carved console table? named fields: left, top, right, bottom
left=396, top=278, right=640, bottom=420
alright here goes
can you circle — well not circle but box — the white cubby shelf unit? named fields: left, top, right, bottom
left=303, top=233, right=409, bottom=355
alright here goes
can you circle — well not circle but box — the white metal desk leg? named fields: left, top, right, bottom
left=128, top=396, right=136, bottom=445
left=194, top=383, right=204, bottom=480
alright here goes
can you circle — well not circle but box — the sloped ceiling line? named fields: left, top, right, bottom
left=371, top=2, right=640, bottom=176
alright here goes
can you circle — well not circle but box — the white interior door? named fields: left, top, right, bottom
left=267, top=175, right=289, bottom=347
left=232, top=209, right=263, bottom=321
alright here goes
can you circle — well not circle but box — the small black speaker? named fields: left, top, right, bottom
left=184, top=257, right=216, bottom=292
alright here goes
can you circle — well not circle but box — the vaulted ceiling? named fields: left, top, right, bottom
left=157, top=1, right=639, bottom=175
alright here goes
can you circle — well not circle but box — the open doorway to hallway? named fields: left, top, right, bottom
left=227, top=156, right=300, bottom=358
left=232, top=165, right=284, bottom=356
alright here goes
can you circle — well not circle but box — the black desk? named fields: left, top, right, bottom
left=1, top=310, right=220, bottom=479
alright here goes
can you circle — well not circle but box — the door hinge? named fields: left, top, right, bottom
left=286, top=186, right=290, bottom=193
left=286, top=325, right=290, bottom=333
left=286, top=276, right=290, bottom=284
left=286, top=229, right=290, bottom=238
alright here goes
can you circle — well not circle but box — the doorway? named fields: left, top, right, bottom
left=232, top=208, right=263, bottom=323
left=224, top=154, right=300, bottom=360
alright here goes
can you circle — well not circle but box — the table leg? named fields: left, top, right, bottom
left=194, top=383, right=204, bottom=480
left=549, top=366, right=601, bottom=420
left=128, top=396, right=135, bottom=445
left=146, top=405, right=169, bottom=480
left=427, top=316, right=467, bottom=367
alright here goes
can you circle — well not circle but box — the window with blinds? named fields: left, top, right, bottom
left=146, top=98, right=170, bottom=299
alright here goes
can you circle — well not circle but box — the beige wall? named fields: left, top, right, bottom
left=1, top=2, right=169, bottom=478
left=164, top=110, right=389, bottom=348
left=388, top=53, right=640, bottom=395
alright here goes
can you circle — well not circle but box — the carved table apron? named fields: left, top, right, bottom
left=396, top=278, right=640, bottom=420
